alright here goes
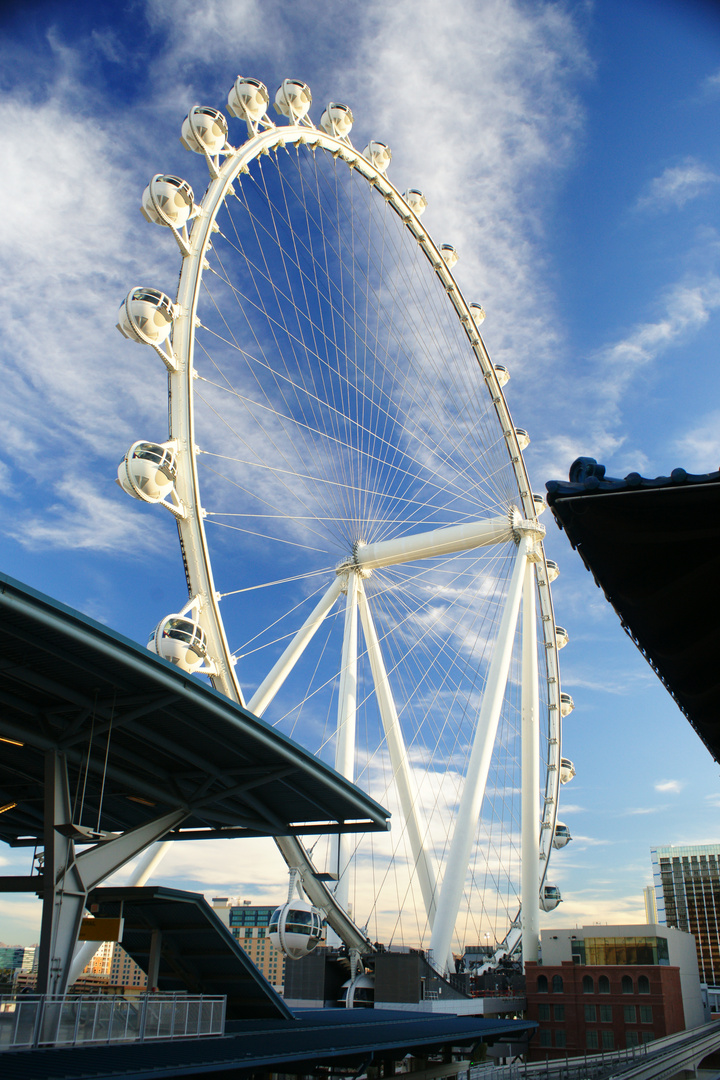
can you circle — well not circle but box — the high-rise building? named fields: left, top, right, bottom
left=652, top=844, right=720, bottom=988
left=82, top=941, right=148, bottom=991
left=212, top=897, right=291, bottom=992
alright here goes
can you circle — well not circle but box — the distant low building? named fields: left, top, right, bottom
left=525, top=923, right=705, bottom=1059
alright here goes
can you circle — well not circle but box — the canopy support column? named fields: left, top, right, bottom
left=36, top=748, right=187, bottom=998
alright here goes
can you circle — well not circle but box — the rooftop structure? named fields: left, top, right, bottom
left=546, top=459, right=720, bottom=763
left=0, top=570, right=389, bottom=997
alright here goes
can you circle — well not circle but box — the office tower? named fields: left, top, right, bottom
left=652, top=844, right=720, bottom=987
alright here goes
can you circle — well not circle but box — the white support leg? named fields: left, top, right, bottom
left=429, top=535, right=531, bottom=972
left=248, top=575, right=343, bottom=716
left=521, top=559, right=540, bottom=968
left=357, top=582, right=438, bottom=928
left=330, top=572, right=359, bottom=921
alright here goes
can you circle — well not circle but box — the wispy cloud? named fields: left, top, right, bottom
left=654, top=779, right=684, bottom=794
left=673, top=409, right=720, bottom=473
left=636, top=158, right=720, bottom=212
left=623, top=805, right=669, bottom=816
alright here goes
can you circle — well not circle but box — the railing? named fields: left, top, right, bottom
left=0, top=993, right=226, bottom=1051
left=468, top=1019, right=720, bottom=1080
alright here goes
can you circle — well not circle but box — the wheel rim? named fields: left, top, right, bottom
left=131, top=108, right=563, bottom=960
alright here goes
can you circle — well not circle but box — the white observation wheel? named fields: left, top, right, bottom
left=117, top=77, right=572, bottom=971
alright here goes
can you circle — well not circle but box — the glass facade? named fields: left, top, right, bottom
left=229, top=905, right=273, bottom=927
left=584, top=936, right=669, bottom=966
left=652, top=843, right=720, bottom=986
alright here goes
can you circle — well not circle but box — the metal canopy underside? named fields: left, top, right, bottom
left=0, top=571, right=390, bottom=849
left=546, top=461, right=720, bottom=764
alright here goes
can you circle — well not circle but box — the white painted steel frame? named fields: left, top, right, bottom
left=148, top=108, right=565, bottom=954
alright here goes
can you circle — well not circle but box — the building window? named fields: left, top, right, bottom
left=624, top=1005, right=637, bottom=1023
left=641, top=1032, right=654, bottom=1043
left=598, top=975, right=610, bottom=994
left=538, top=1004, right=550, bottom=1021
left=586, top=1031, right=598, bottom=1050
left=555, top=1031, right=566, bottom=1048
left=537, top=975, right=548, bottom=993
left=552, top=975, right=564, bottom=993
left=602, top=1031, right=614, bottom=1050
left=599, top=1005, right=612, bottom=1023
left=539, top=1031, right=552, bottom=1048
left=626, top=1032, right=640, bottom=1048
left=584, top=1004, right=597, bottom=1022
left=639, top=1005, right=653, bottom=1024
left=582, top=975, right=594, bottom=994
left=554, top=1005, right=565, bottom=1021
left=622, top=975, right=634, bottom=994
left=638, top=976, right=650, bottom=994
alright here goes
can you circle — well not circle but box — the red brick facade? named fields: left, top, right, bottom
left=525, top=961, right=685, bottom=1059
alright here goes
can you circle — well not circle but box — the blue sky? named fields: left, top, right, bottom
left=1, top=0, right=719, bottom=946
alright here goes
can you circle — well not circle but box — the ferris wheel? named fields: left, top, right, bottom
left=116, top=77, right=574, bottom=972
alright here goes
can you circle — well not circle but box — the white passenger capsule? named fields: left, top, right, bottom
left=540, top=884, right=562, bottom=912
left=116, top=288, right=176, bottom=347
left=515, top=429, right=530, bottom=451
left=440, top=244, right=459, bottom=269
left=274, top=79, right=312, bottom=122
left=227, top=77, right=270, bottom=123
left=402, top=189, right=427, bottom=217
left=555, top=626, right=569, bottom=650
left=494, top=365, right=510, bottom=387
left=469, top=303, right=486, bottom=327
left=553, top=822, right=572, bottom=849
left=141, top=175, right=194, bottom=229
left=560, top=692, right=575, bottom=717
left=533, top=493, right=547, bottom=516
left=269, top=900, right=324, bottom=959
left=340, top=973, right=375, bottom=1009
left=148, top=615, right=209, bottom=674
left=180, top=106, right=228, bottom=156
left=118, top=442, right=177, bottom=504
left=362, top=141, right=392, bottom=173
left=559, top=757, right=575, bottom=784
left=320, top=102, right=354, bottom=138
left=546, top=559, right=560, bottom=583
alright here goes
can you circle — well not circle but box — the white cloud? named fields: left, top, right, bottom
left=673, top=409, right=720, bottom=473
left=636, top=158, right=720, bottom=212
left=623, top=805, right=669, bottom=816
left=654, top=779, right=684, bottom=794
left=702, top=69, right=720, bottom=95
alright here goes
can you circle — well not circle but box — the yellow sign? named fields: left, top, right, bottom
left=79, top=917, right=124, bottom=942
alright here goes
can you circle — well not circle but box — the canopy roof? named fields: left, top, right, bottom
left=0, top=571, right=390, bottom=848
left=88, top=885, right=293, bottom=1020
left=546, top=459, right=720, bottom=764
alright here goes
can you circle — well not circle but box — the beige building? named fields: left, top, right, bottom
left=212, top=897, right=289, bottom=992
left=83, top=940, right=147, bottom=992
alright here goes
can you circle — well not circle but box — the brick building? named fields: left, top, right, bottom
left=525, top=924, right=704, bottom=1059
